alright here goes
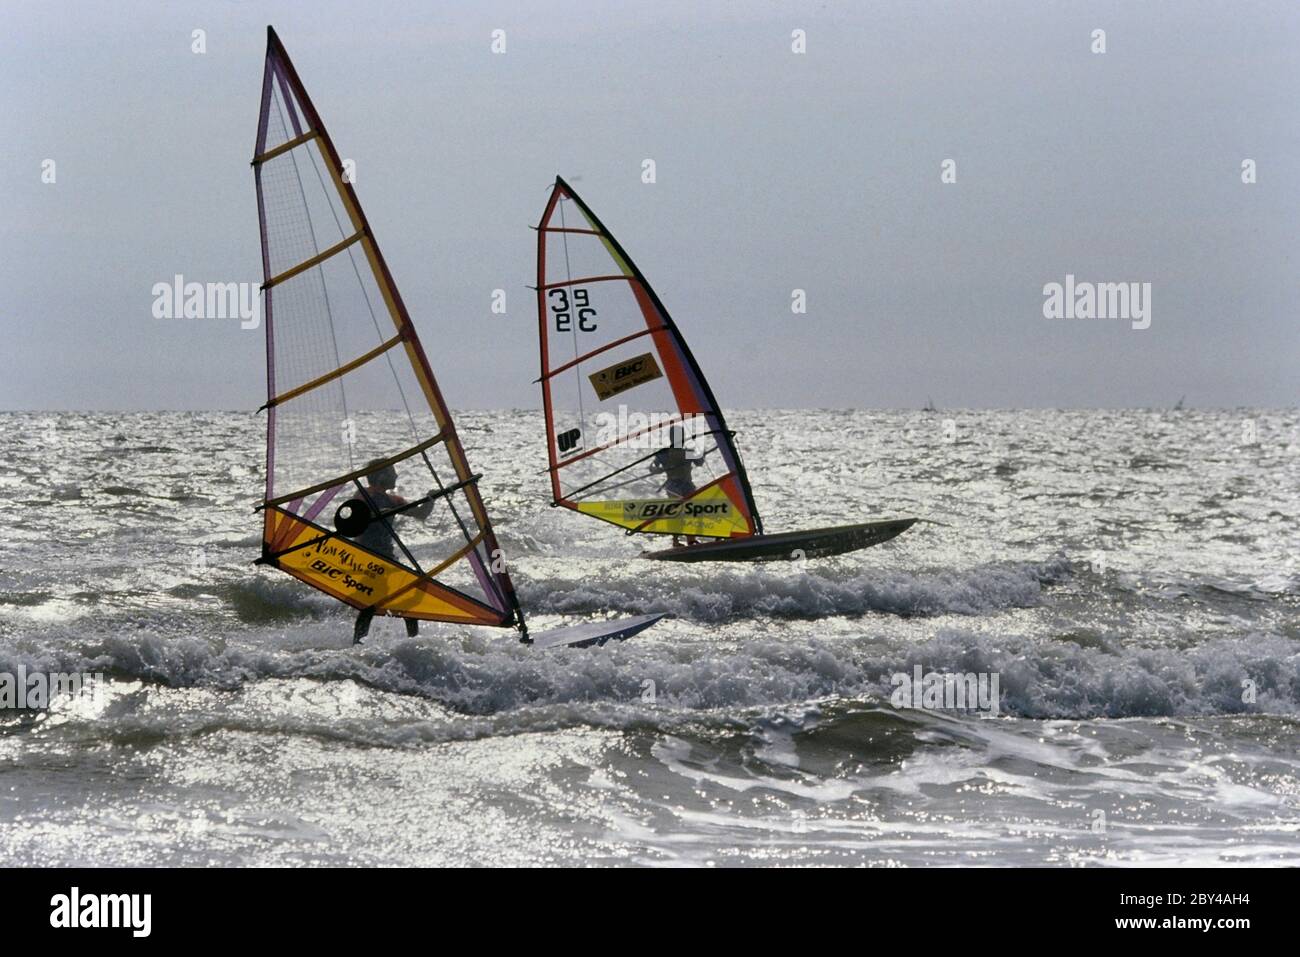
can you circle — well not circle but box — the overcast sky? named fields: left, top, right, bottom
left=2, top=0, right=1297, bottom=410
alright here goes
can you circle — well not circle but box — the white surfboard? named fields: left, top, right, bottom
left=530, top=613, right=666, bottom=650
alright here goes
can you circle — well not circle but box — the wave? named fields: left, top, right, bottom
left=15, top=556, right=1069, bottom=627
left=165, top=577, right=335, bottom=623
left=3, top=614, right=1295, bottom=740
left=516, top=558, right=1070, bottom=622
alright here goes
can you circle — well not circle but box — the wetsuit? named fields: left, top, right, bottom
left=352, top=485, right=418, bottom=642
left=356, top=487, right=403, bottom=563
left=653, top=446, right=698, bottom=498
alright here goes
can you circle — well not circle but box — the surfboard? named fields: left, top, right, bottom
left=532, top=176, right=918, bottom=563
left=248, top=29, right=656, bottom=649
left=641, top=519, right=917, bottom=563
left=530, top=613, right=666, bottom=650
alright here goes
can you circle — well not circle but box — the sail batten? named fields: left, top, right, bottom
left=262, top=331, right=406, bottom=410
left=252, top=27, right=522, bottom=628
left=262, top=229, right=367, bottom=291
left=541, top=326, right=669, bottom=381
left=252, top=130, right=320, bottom=166
left=535, top=177, right=762, bottom=539
left=542, top=275, right=636, bottom=290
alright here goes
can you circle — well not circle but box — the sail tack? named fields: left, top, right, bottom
left=535, top=178, right=761, bottom=539
left=252, top=28, right=520, bottom=627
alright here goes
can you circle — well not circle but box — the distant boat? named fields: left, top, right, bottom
left=923, top=397, right=938, bottom=413
left=532, top=176, right=918, bottom=563
left=1173, top=395, right=1186, bottom=410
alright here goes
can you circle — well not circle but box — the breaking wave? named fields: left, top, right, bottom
left=516, top=558, right=1071, bottom=621
left=4, top=617, right=1295, bottom=738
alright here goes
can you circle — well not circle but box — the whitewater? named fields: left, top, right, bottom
left=1, top=408, right=1297, bottom=866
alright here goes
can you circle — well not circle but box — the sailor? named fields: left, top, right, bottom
left=352, top=460, right=436, bottom=643
left=649, top=424, right=702, bottom=548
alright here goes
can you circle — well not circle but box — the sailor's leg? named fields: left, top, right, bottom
left=405, top=618, right=419, bottom=637
left=668, top=481, right=695, bottom=549
left=353, top=607, right=375, bottom=644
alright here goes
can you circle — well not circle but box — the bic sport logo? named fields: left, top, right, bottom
left=621, top=499, right=730, bottom=520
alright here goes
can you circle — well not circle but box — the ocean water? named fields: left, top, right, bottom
left=0, top=408, right=1297, bottom=866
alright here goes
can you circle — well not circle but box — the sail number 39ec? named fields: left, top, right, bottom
left=549, top=287, right=598, bottom=332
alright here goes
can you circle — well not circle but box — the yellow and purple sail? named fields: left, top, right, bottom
left=251, top=27, right=523, bottom=631
left=535, top=177, right=764, bottom=541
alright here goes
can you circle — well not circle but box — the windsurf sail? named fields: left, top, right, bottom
left=535, top=177, right=763, bottom=540
left=251, top=27, right=523, bottom=631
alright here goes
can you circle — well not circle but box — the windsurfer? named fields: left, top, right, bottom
left=649, top=424, right=702, bottom=547
left=352, top=460, right=436, bottom=643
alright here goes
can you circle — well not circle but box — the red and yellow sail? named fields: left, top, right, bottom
left=535, top=178, right=762, bottom=539
left=252, top=27, right=520, bottom=626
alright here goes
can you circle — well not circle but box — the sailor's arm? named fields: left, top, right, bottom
left=410, top=491, right=438, bottom=520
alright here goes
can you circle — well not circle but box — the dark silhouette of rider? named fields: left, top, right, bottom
left=649, top=424, right=702, bottom=547
left=351, top=461, right=436, bottom=643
